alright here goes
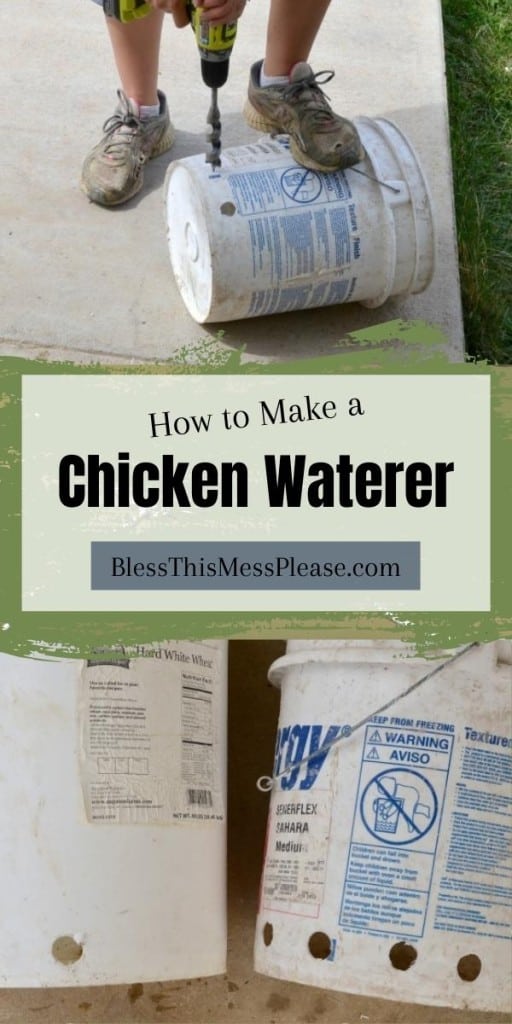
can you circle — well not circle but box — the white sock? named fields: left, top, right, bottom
left=259, top=66, right=289, bottom=88
left=139, top=102, right=161, bottom=119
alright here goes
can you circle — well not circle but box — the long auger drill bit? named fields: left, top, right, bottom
left=186, top=1, right=236, bottom=167
left=206, top=87, right=222, bottom=167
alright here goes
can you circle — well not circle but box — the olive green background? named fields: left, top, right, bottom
left=1, top=320, right=510, bottom=657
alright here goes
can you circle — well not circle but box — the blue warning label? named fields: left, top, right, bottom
left=226, top=166, right=353, bottom=216
left=360, top=768, right=438, bottom=846
left=280, top=167, right=323, bottom=204
left=339, top=723, right=454, bottom=938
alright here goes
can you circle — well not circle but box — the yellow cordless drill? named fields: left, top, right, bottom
left=103, top=0, right=237, bottom=165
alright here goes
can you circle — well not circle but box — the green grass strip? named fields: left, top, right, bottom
left=442, top=0, right=512, bottom=362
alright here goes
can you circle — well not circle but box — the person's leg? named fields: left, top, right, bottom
left=81, top=8, right=174, bottom=206
left=106, top=9, right=164, bottom=106
left=262, top=0, right=331, bottom=77
left=245, top=0, right=364, bottom=172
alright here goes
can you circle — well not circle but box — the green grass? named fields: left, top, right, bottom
left=442, top=0, right=512, bottom=362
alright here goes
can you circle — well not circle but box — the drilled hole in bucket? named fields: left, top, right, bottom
left=52, top=936, right=83, bottom=965
left=389, top=942, right=417, bottom=971
left=263, top=922, right=273, bottom=947
left=457, top=954, right=482, bottom=982
left=308, top=932, right=331, bottom=960
left=220, top=202, right=236, bottom=216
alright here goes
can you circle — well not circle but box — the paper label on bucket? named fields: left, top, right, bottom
left=433, top=729, right=512, bottom=940
left=224, top=159, right=361, bottom=316
left=339, top=717, right=512, bottom=941
left=340, top=721, right=454, bottom=938
left=78, top=642, right=224, bottom=825
left=262, top=788, right=333, bottom=918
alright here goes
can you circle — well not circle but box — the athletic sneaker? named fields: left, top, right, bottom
left=81, top=90, right=175, bottom=206
left=244, top=60, right=364, bottom=171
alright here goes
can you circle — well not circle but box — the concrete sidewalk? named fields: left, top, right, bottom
left=2, top=0, right=464, bottom=364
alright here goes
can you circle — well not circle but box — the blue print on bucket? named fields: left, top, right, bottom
left=274, top=723, right=343, bottom=790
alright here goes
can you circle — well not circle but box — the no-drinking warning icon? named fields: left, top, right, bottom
left=360, top=767, right=438, bottom=846
left=280, top=167, right=322, bottom=204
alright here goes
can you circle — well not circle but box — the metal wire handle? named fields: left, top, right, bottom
left=256, top=642, right=479, bottom=792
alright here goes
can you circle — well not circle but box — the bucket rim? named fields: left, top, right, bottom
left=354, top=115, right=437, bottom=304
left=267, top=640, right=509, bottom=688
left=267, top=644, right=450, bottom=688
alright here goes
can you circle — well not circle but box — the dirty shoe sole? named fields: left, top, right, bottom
left=243, top=97, right=364, bottom=174
left=80, top=120, right=176, bottom=207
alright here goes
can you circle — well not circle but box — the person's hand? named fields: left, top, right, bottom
left=147, top=0, right=246, bottom=27
left=191, top=0, right=246, bottom=26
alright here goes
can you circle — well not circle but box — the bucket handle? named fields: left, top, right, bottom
left=257, top=642, right=478, bottom=792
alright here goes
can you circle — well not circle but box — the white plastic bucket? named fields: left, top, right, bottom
left=165, top=119, right=435, bottom=323
left=255, top=640, right=512, bottom=1012
left=0, top=640, right=228, bottom=986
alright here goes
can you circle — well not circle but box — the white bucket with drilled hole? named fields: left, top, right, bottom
left=165, top=119, right=435, bottom=323
left=255, top=639, right=512, bottom=1012
left=0, top=640, right=228, bottom=986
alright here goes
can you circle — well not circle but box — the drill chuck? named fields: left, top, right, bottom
left=200, top=56, right=229, bottom=90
